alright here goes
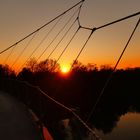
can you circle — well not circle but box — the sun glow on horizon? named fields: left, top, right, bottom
left=60, top=65, right=70, bottom=74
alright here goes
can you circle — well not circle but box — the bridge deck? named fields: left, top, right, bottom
left=0, top=91, right=43, bottom=140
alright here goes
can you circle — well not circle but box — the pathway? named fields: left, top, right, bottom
left=0, top=91, right=43, bottom=140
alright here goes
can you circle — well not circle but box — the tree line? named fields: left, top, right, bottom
left=0, top=59, right=140, bottom=134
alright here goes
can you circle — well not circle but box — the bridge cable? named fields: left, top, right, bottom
left=46, top=5, right=83, bottom=60
left=77, top=1, right=84, bottom=27
left=19, top=17, right=62, bottom=70
left=30, top=17, right=62, bottom=63
left=14, top=18, right=61, bottom=70
left=48, top=4, right=86, bottom=69
left=81, top=11, right=140, bottom=31
left=50, top=26, right=81, bottom=71
left=71, top=28, right=95, bottom=69
left=3, top=44, right=17, bottom=64
left=86, top=17, right=140, bottom=123
left=96, top=12, right=140, bottom=30
left=9, top=78, right=101, bottom=140
left=70, top=12, right=140, bottom=69
left=47, top=18, right=78, bottom=60
left=55, top=26, right=80, bottom=66
left=36, top=7, right=81, bottom=63
left=36, top=86, right=101, bottom=140
left=0, top=0, right=84, bottom=55
left=11, top=32, right=38, bottom=68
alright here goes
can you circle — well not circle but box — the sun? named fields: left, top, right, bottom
left=61, top=66, right=70, bottom=74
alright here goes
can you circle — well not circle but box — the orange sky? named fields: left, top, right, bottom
left=0, top=0, right=140, bottom=71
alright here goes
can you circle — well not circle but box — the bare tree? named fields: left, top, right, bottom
left=35, top=59, right=60, bottom=72
left=26, top=58, right=37, bottom=72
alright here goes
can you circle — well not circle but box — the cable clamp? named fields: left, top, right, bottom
left=92, top=27, right=97, bottom=33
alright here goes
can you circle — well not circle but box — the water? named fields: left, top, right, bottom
left=97, top=112, right=140, bottom=140
left=46, top=85, right=140, bottom=140
left=49, top=112, right=140, bottom=140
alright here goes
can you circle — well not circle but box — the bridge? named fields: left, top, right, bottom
left=0, top=78, right=101, bottom=140
left=0, top=91, right=43, bottom=140
left=0, top=0, right=140, bottom=139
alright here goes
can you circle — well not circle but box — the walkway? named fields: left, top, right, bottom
left=0, top=91, right=43, bottom=140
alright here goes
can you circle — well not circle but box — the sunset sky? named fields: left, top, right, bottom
left=0, top=0, right=140, bottom=71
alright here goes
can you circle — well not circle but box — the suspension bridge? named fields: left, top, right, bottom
left=0, top=0, right=140, bottom=139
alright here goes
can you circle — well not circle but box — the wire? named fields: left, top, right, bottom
left=96, top=11, right=140, bottom=30
left=47, top=19, right=77, bottom=60
left=3, top=44, right=17, bottom=64
left=36, top=7, right=80, bottom=62
left=18, top=30, right=40, bottom=70
left=0, top=0, right=84, bottom=55
left=77, top=1, right=84, bottom=27
left=46, top=5, right=83, bottom=60
left=70, top=11, right=140, bottom=70
left=21, top=16, right=62, bottom=68
left=86, top=17, right=140, bottom=123
left=11, top=32, right=38, bottom=68
left=57, top=26, right=80, bottom=63
left=81, top=11, right=140, bottom=31
left=19, top=16, right=63, bottom=69
left=71, top=29, right=94, bottom=69
left=51, top=26, right=81, bottom=71
left=7, top=77, right=101, bottom=140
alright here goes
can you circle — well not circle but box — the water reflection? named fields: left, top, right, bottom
left=47, top=74, right=140, bottom=140
left=49, top=117, right=97, bottom=140
left=48, top=112, right=140, bottom=140
left=98, top=112, right=140, bottom=140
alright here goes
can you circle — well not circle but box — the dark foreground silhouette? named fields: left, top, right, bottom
left=0, top=92, right=43, bottom=140
left=0, top=60, right=140, bottom=139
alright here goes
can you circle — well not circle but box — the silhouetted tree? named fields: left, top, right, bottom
left=71, top=60, right=87, bottom=72
left=86, top=63, right=98, bottom=72
left=35, top=59, right=60, bottom=72
left=17, top=67, right=33, bottom=82
left=0, top=64, right=15, bottom=78
left=26, top=58, right=37, bottom=72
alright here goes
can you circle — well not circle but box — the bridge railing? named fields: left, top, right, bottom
left=0, top=78, right=101, bottom=140
left=0, top=78, right=71, bottom=122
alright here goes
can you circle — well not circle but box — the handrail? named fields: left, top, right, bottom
left=0, top=78, right=101, bottom=140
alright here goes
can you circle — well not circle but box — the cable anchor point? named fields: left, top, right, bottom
left=92, top=27, right=97, bottom=33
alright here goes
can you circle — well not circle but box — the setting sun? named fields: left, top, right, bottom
left=61, top=66, right=70, bottom=74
